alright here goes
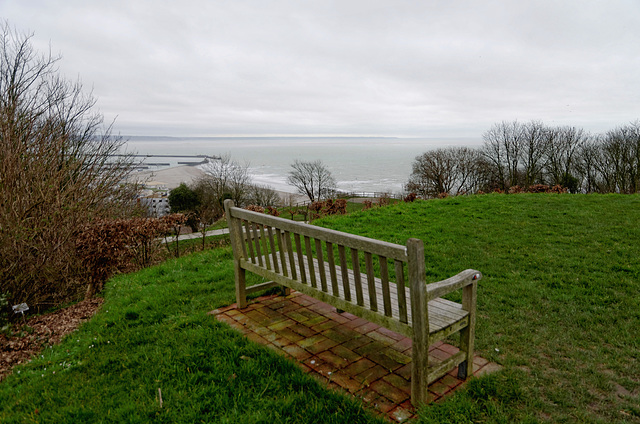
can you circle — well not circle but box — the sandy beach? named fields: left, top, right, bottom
left=130, top=165, right=307, bottom=205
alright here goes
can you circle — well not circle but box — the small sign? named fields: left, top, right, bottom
left=12, top=303, right=29, bottom=314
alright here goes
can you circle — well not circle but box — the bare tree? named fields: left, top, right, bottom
left=521, top=120, right=548, bottom=187
left=544, top=126, right=588, bottom=192
left=406, top=147, right=484, bottom=197
left=196, top=154, right=251, bottom=217
left=481, top=121, right=525, bottom=190
left=247, top=184, right=281, bottom=207
left=590, top=122, right=640, bottom=194
left=0, top=24, right=135, bottom=310
left=287, top=159, right=337, bottom=202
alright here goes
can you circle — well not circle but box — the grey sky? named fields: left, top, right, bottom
left=3, top=0, right=639, bottom=138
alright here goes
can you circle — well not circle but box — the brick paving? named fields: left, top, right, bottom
left=209, top=291, right=502, bottom=423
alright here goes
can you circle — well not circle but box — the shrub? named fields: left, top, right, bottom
left=0, top=25, right=136, bottom=311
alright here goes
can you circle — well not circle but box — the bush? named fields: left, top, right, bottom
left=0, top=25, right=135, bottom=311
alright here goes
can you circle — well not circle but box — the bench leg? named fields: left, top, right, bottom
left=235, top=262, right=247, bottom=309
left=411, top=339, right=429, bottom=406
left=459, top=281, right=477, bottom=379
left=281, top=286, right=291, bottom=296
left=458, top=324, right=474, bottom=379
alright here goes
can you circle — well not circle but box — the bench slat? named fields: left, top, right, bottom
left=364, top=252, right=378, bottom=312
left=239, top=253, right=469, bottom=337
left=259, top=226, right=270, bottom=270
left=285, top=231, right=297, bottom=280
left=326, top=242, right=340, bottom=297
left=267, top=227, right=279, bottom=273
left=244, top=221, right=255, bottom=262
left=395, top=260, right=408, bottom=324
left=380, top=256, right=392, bottom=317
left=294, top=233, right=307, bottom=285
left=351, top=248, right=365, bottom=306
left=338, top=245, right=351, bottom=302
left=304, top=236, right=317, bottom=288
left=230, top=206, right=407, bottom=261
left=315, top=238, right=328, bottom=292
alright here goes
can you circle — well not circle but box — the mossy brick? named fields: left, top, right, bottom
left=304, top=315, right=329, bottom=326
left=245, top=309, right=272, bottom=325
left=289, top=323, right=317, bottom=338
left=382, top=348, right=411, bottom=366
left=354, top=341, right=388, bottom=356
left=311, top=319, right=339, bottom=332
left=375, top=326, right=405, bottom=342
left=341, top=317, right=370, bottom=329
left=429, top=348, right=451, bottom=361
left=253, top=325, right=273, bottom=336
left=341, top=334, right=373, bottom=351
left=323, top=311, right=351, bottom=324
left=439, top=343, right=460, bottom=355
left=322, top=327, right=358, bottom=344
left=303, top=337, right=340, bottom=355
left=342, top=358, right=376, bottom=377
left=356, top=365, right=389, bottom=386
left=329, top=372, right=365, bottom=393
left=290, top=295, right=315, bottom=306
left=353, top=321, right=380, bottom=334
left=283, top=344, right=312, bottom=361
left=382, top=373, right=411, bottom=395
left=267, top=318, right=295, bottom=331
left=367, top=330, right=397, bottom=346
left=396, top=363, right=412, bottom=380
left=428, top=381, right=450, bottom=396
left=246, top=332, right=268, bottom=345
left=370, top=379, right=410, bottom=404
left=317, top=350, right=350, bottom=369
left=307, top=301, right=336, bottom=314
left=299, top=307, right=325, bottom=320
left=367, top=350, right=404, bottom=372
left=440, top=374, right=461, bottom=389
left=285, top=310, right=312, bottom=323
left=296, top=334, right=331, bottom=349
left=330, top=344, right=362, bottom=362
left=339, top=311, right=359, bottom=320
left=390, top=337, right=413, bottom=353
left=273, top=327, right=305, bottom=342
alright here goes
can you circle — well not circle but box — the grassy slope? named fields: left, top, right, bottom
left=0, top=248, right=384, bottom=424
left=314, top=194, right=640, bottom=423
left=1, top=194, right=638, bottom=423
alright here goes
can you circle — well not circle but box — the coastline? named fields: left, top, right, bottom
left=130, top=164, right=308, bottom=205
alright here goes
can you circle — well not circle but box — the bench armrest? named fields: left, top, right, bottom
left=426, top=269, right=482, bottom=301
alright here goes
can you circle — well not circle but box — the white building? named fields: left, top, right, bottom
left=138, top=191, right=171, bottom=217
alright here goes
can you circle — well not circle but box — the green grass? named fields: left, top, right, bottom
left=314, top=194, right=640, bottom=423
left=1, top=194, right=639, bottom=423
left=0, top=248, right=384, bottom=423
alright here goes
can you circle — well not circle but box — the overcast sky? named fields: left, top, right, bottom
left=3, top=1, right=640, bottom=138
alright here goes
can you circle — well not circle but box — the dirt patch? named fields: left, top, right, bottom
left=0, top=298, right=103, bottom=381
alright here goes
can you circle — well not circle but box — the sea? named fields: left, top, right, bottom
left=123, top=136, right=482, bottom=195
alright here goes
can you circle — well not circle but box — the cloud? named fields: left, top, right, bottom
left=4, top=0, right=640, bottom=137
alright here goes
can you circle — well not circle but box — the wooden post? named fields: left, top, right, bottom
left=458, top=279, right=477, bottom=378
left=407, top=238, right=429, bottom=406
left=224, top=199, right=247, bottom=308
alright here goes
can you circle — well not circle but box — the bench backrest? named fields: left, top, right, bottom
left=224, top=200, right=429, bottom=335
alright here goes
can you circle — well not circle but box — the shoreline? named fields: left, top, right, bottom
left=130, top=164, right=308, bottom=205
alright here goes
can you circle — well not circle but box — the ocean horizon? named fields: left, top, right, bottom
left=124, top=136, right=482, bottom=194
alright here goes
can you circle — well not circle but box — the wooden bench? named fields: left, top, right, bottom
left=224, top=199, right=482, bottom=405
